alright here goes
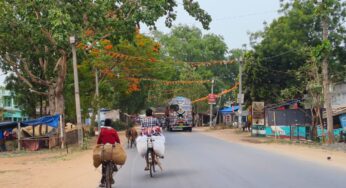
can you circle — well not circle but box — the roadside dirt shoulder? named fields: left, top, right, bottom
left=197, top=127, right=346, bottom=171
left=0, top=131, right=127, bottom=188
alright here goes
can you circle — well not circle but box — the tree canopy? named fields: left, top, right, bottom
left=0, top=0, right=212, bottom=118
left=243, top=0, right=346, bottom=105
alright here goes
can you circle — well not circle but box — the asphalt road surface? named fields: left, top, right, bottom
left=111, top=131, right=346, bottom=188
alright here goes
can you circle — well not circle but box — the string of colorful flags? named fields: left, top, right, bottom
left=85, top=45, right=237, bottom=68
left=192, top=82, right=239, bottom=104
left=80, top=44, right=150, bottom=62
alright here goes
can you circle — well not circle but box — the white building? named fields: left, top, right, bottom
left=86, top=108, right=120, bottom=125
left=331, top=82, right=346, bottom=107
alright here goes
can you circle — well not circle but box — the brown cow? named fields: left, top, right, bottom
left=125, top=127, right=138, bottom=148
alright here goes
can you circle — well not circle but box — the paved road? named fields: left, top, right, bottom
left=112, top=131, right=346, bottom=188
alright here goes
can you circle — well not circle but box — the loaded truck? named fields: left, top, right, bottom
left=166, top=96, right=193, bottom=132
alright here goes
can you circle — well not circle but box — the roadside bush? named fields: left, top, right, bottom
left=111, top=120, right=127, bottom=131
left=82, top=136, right=90, bottom=150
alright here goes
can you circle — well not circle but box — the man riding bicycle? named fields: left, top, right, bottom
left=140, top=108, right=162, bottom=171
left=97, top=118, right=120, bottom=187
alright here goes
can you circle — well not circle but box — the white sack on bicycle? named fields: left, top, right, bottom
left=136, top=135, right=165, bottom=157
left=152, top=135, right=165, bottom=157
left=136, top=135, right=148, bottom=157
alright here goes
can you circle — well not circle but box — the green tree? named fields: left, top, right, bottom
left=244, top=0, right=346, bottom=105
left=154, top=26, right=227, bottom=62
left=153, top=25, right=236, bottom=107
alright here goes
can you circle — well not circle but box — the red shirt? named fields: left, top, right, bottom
left=97, top=127, right=120, bottom=144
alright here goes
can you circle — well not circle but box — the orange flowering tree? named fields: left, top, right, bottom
left=76, top=30, right=178, bottom=114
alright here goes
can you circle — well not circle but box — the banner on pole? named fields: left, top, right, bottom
left=208, top=94, right=218, bottom=104
left=252, top=102, right=265, bottom=125
left=237, top=94, right=244, bottom=104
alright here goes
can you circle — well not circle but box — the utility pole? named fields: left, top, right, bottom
left=95, top=69, right=101, bottom=134
left=318, top=0, right=334, bottom=144
left=238, top=57, right=243, bottom=128
left=210, top=79, right=215, bottom=127
left=70, top=36, right=83, bottom=147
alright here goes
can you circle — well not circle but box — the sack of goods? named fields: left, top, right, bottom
left=136, top=135, right=148, bottom=157
left=93, top=143, right=127, bottom=168
left=136, top=135, right=165, bottom=157
left=152, top=135, right=165, bottom=157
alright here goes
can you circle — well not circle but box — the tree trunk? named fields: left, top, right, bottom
left=40, top=96, right=43, bottom=117
left=54, top=93, right=65, bottom=116
left=54, top=53, right=67, bottom=115
left=317, top=107, right=325, bottom=143
left=322, top=58, right=334, bottom=144
left=56, top=54, right=67, bottom=148
left=311, top=108, right=318, bottom=140
left=48, top=85, right=56, bottom=115
left=321, top=16, right=334, bottom=144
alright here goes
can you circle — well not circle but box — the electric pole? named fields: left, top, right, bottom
left=210, top=79, right=215, bottom=127
left=70, top=36, right=83, bottom=147
left=238, top=57, right=243, bottom=128
left=95, top=69, right=101, bottom=134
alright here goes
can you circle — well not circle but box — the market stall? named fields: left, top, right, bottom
left=0, top=114, right=62, bottom=151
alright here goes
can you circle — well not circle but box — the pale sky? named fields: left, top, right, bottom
left=142, top=0, right=282, bottom=50
left=0, top=72, right=6, bottom=86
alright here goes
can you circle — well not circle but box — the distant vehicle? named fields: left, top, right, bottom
left=158, top=117, right=166, bottom=128
left=167, top=96, right=193, bottom=132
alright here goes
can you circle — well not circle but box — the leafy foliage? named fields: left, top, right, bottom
left=153, top=25, right=238, bottom=108
left=244, top=0, right=346, bottom=105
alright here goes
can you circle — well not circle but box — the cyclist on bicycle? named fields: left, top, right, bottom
left=140, top=108, right=162, bottom=171
left=97, top=118, right=120, bottom=187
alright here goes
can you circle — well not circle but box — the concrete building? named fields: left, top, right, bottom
left=86, top=108, right=120, bottom=126
left=331, top=81, right=346, bottom=107
left=0, top=87, right=28, bottom=121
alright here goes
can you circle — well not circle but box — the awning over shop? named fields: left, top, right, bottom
left=21, top=115, right=60, bottom=128
left=219, top=106, right=239, bottom=114
left=0, top=114, right=61, bottom=129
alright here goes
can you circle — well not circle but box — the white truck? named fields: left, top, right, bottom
left=167, top=96, right=193, bottom=132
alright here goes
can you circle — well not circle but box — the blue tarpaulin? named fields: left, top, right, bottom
left=21, top=115, right=60, bottom=128
left=219, top=106, right=239, bottom=114
left=0, top=115, right=60, bottom=129
left=0, top=121, right=18, bottom=129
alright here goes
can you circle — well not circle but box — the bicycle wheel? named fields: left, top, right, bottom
left=105, top=163, right=112, bottom=188
left=152, top=152, right=156, bottom=173
left=148, top=150, right=154, bottom=177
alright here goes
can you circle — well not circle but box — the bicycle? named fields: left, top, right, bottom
left=146, top=135, right=156, bottom=177
left=103, top=161, right=117, bottom=188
